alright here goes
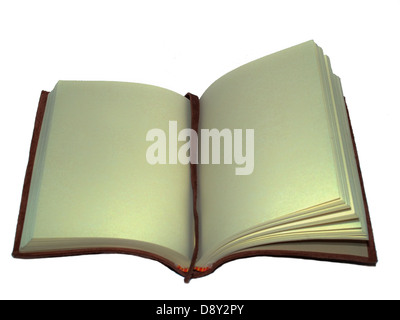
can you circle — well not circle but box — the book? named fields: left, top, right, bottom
left=12, top=40, right=377, bottom=282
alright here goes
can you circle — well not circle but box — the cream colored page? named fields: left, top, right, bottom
left=198, top=41, right=341, bottom=257
left=29, top=81, right=192, bottom=259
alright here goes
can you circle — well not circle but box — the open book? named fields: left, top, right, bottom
left=12, top=41, right=377, bottom=282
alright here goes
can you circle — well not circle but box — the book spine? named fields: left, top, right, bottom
left=183, top=93, right=200, bottom=283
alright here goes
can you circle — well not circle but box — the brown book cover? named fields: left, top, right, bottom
left=11, top=91, right=193, bottom=280
left=12, top=89, right=377, bottom=283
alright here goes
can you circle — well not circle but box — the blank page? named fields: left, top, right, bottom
left=198, top=41, right=342, bottom=257
left=21, top=81, right=193, bottom=260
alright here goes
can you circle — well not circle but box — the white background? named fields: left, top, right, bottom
left=1, top=0, right=399, bottom=300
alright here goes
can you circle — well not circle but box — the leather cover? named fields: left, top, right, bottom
left=190, top=97, right=377, bottom=280
left=11, top=91, right=191, bottom=279
left=12, top=91, right=377, bottom=283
